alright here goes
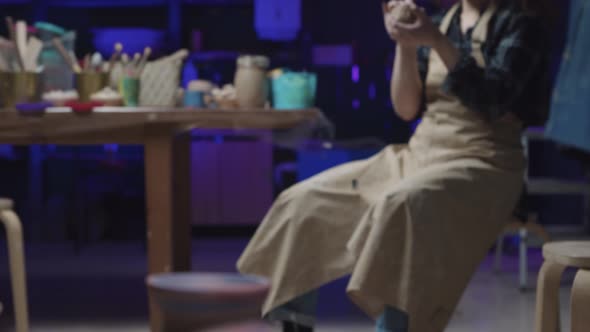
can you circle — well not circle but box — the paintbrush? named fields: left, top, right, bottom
left=5, top=17, right=15, bottom=43
left=130, top=52, right=141, bottom=76
left=136, top=47, right=152, bottom=77
left=121, top=53, right=130, bottom=75
left=15, top=20, right=27, bottom=66
left=0, top=37, right=14, bottom=50
left=5, top=17, right=24, bottom=71
left=5, top=18, right=16, bottom=61
left=106, top=42, right=123, bottom=72
left=0, top=39, right=15, bottom=71
left=83, top=54, right=91, bottom=72
left=91, top=52, right=103, bottom=72
left=24, top=36, right=42, bottom=72
left=52, top=38, right=81, bottom=73
left=0, top=52, right=8, bottom=71
left=165, top=49, right=189, bottom=63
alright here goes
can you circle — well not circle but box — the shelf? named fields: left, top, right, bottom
left=0, top=0, right=30, bottom=4
left=36, top=0, right=252, bottom=7
left=527, top=178, right=590, bottom=195
left=183, top=0, right=251, bottom=4
left=46, top=0, right=167, bottom=7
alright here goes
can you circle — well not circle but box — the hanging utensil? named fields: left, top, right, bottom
left=52, top=38, right=81, bottom=73
left=24, top=37, right=42, bottom=72
left=15, top=20, right=28, bottom=71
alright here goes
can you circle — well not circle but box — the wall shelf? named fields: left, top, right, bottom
left=46, top=0, right=167, bottom=7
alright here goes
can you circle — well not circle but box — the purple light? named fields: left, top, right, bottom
left=92, top=28, right=164, bottom=57
left=214, top=73, right=222, bottom=85
left=104, top=144, right=119, bottom=153
left=352, top=99, right=360, bottom=109
left=352, top=65, right=360, bottom=83
left=182, top=63, right=198, bottom=88
left=369, top=83, right=376, bottom=100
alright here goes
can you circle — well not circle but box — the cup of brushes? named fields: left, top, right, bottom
left=0, top=17, right=43, bottom=109
left=53, top=38, right=151, bottom=107
left=53, top=39, right=119, bottom=102
left=118, top=48, right=151, bottom=107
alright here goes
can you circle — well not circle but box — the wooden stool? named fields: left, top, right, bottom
left=147, top=272, right=269, bottom=332
left=203, top=321, right=274, bottom=332
left=535, top=242, right=590, bottom=332
left=0, top=198, right=29, bottom=332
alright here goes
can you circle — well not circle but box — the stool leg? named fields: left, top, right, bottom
left=519, top=228, right=528, bottom=290
left=0, top=210, right=29, bottom=332
left=535, top=261, right=565, bottom=332
left=571, top=269, right=590, bottom=332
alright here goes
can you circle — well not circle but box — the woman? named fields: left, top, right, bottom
left=238, top=0, right=551, bottom=331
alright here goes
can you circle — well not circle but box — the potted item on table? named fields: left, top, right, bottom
left=42, top=90, right=79, bottom=106
left=184, top=79, right=215, bottom=108
left=234, top=55, right=270, bottom=109
left=117, top=48, right=150, bottom=107
left=53, top=39, right=124, bottom=102
left=0, top=17, right=43, bottom=109
left=211, top=84, right=238, bottom=109
left=270, top=69, right=317, bottom=110
left=35, top=22, right=76, bottom=91
left=14, top=101, right=53, bottom=115
left=110, top=48, right=186, bottom=107
left=64, top=100, right=104, bottom=114
left=75, top=69, right=109, bottom=102
left=90, top=87, right=123, bottom=106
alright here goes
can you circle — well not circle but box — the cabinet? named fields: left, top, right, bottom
left=190, top=131, right=273, bottom=226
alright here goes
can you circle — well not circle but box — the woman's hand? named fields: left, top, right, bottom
left=383, top=1, right=442, bottom=48
left=383, top=1, right=410, bottom=44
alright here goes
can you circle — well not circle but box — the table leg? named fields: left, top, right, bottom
left=144, top=130, right=192, bottom=331
left=172, top=132, right=192, bottom=270
left=27, top=145, right=43, bottom=241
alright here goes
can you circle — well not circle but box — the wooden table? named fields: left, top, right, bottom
left=0, top=107, right=321, bottom=330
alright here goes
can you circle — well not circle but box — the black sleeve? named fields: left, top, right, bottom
left=441, top=13, right=548, bottom=120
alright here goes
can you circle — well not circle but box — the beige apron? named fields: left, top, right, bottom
left=238, top=3, right=525, bottom=331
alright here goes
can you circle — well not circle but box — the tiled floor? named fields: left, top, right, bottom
left=0, top=239, right=579, bottom=331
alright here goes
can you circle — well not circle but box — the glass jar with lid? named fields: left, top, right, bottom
left=234, top=55, right=270, bottom=109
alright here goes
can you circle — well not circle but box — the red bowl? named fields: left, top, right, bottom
left=64, top=100, right=105, bottom=114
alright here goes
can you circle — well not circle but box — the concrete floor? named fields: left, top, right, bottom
left=0, top=239, right=578, bottom=331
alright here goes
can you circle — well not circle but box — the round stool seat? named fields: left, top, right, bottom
left=147, top=272, right=269, bottom=332
left=203, top=321, right=273, bottom=332
left=0, top=198, right=14, bottom=210
left=543, top=242, right=590, bottom=269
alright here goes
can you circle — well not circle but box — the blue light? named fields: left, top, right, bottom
left=352, top=99, right=360, bottom=109
left=255, top=0, right=301, bottom=41
left=369, top=82, right=376, bottom=100
left=92, top=28, right=165, bottom=57
left=352, top=65, right=360, bottom=83
left=182, top=63, right=198, bottom=89
left=214, top=73, right=222, bottom=85
left=104, top=144, right=119, bottom=153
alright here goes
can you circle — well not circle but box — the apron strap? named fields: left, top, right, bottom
left=471, top=1, right=499, bottom=66
left=439, top=3, right=461, bottom=34
left=437, top=1, right=499, bottom=67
